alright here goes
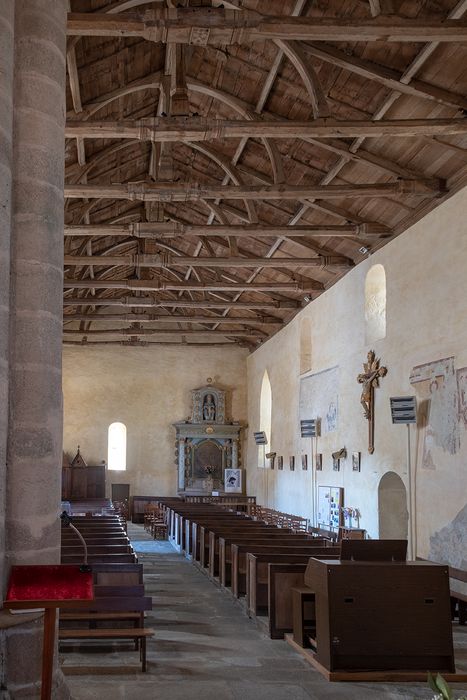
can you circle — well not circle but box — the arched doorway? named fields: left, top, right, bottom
left=378, top=471, right=408, bottom=539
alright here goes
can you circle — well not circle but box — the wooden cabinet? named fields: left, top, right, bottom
left=62, top=447, right=105, bottom=500
left=304, top=558, right=455, bottom=672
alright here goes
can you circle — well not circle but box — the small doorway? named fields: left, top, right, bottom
left=112, top=483, right=130, bottom=503
left=378, top=471, right=408, bottom=539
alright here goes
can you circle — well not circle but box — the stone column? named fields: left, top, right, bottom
left=4, top=0, right=69, bottom=696
left=0, top=0, right=14, bottom=597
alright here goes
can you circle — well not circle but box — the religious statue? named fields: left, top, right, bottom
left=357, top=350, right=387, bottom=454
left=202, top=393, right=216, bottom=421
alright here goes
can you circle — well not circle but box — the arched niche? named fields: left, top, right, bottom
left=378, top=471, right=408, bottom=539
left=300, top=317, right=312, bottom=375
left=365, top=264, right=386, bottom=343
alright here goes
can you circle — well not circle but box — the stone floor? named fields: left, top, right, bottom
left=63, top=524, right=467, bottom=700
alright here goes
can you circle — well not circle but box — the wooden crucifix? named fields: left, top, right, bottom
left=357, top=350, right=387, bottom=454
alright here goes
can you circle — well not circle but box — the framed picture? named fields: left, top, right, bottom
left=278, top=456, right=284, bottom=470
left=224, top=468, right=243, bottom=493
left=333, top=456, right=340, bottom=472
left=301, top=454, right=308, bottom=470
left=315, top=453, right=322, bottom=471
left=289, top=456, right=295, bottom=471
left=352, top=451, right=361, bottom=472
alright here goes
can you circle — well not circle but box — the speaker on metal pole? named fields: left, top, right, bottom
left=390, top=396, right=417, bottom=424
left=300, top=419, right=320, bottom=438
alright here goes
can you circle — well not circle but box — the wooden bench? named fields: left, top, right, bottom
left=218, top=534, right=318, bottom=587
left=245, top=548, right=339, bottom=614
left=59, top=628, right=154, bottom=672
left=59, top=581, right=153, bottom=671
left=232, top=544, right=336, bottom=598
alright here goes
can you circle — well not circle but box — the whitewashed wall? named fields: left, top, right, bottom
left=246, top=186, right=467, bottom=563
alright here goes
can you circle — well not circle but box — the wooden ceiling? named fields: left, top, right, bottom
left=64, top=0, right=467, bottom=349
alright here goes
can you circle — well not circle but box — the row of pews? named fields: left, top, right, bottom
left=158, top=499, right=339, bottom=639
left=157, top=499, right=461, bottom=682
left=59, top=500, right=154, bottom=671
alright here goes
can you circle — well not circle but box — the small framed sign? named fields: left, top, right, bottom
left=289, top=456, right=295, bottom=471
left=316, top=453, right=323, bottom=471
left=352, top=451, right=361, bottom=472
left=301, top=454, right=308, bottom=470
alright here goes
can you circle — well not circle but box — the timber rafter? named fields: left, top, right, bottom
left=64, top=0, right=467, bottom=346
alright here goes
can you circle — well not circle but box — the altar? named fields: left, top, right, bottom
left=173, top=382, right=243, bottom=496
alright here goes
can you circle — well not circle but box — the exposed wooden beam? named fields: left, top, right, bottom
left=63, top=279, right=314, bottom=292
left=63, top=222, right=390, bottom=238
left=64, top=180, right=443, bottom=201
left=63, top=327, right=265, bottom=337
left=64, top=313, right=282, bottom=325
left=66, top=11, right=467, bottom=44
left=64, top=253, right=353, bottom=269
left=301, top=42, right=467, bottom=112
left=62, top=296, right=300, bottom=309
left=65, top=117, right=467, bottom=141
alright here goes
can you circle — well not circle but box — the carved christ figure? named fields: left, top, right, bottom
left=357, top=350, right=387, bottom=453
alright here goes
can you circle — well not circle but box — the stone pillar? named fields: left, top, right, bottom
left=0, top=0, right=14, bottom=597
left=4, top=0, right=69, bottom=696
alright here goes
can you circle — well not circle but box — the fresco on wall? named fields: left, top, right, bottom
left=429, top=503, right=467, bottom=573
left=299, top=366, right=339, bottom=434
left=457, top=366, right=467, bottom=428
left=410, top=357, right=460, bottom=470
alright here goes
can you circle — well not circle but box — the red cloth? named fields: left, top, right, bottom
left=6, top=565, right=93, bottom=603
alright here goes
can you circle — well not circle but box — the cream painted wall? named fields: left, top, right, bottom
left=246, top=186, right=467, bottom=562
left=63, top=345, right=248, bottom=497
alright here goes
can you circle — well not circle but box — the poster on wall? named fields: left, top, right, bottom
left=224, top=468, right=243, bottom=493
left=299, top=366, right=340, bottom=435
left=317, top=486, right=343, bottom=530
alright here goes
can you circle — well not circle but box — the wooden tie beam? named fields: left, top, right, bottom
left=66, top=11, right=467, bottom=44
left=63, top=254, right=353, bottom=270
left=63, top=279, right=314, bottom=292
left=65, top=117, right=467, bottom=141
left=64, top=180, right=443, bottom=201
left=63, top=222, right=391, bottom=238
left=62, top=297, right=300, bottom=309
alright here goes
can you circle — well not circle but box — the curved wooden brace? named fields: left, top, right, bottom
left=275, top=39, right=330, bottom=118
left=74, top=75, right=284, bottom=185
left=189, top=141, right=257, bottom=223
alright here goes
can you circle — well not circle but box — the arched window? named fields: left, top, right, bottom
left=258, top=370, right=272, bottom=467
left=108, top=422, right=127, bottom=471
left=365, top=264, right=386, bottom=343
left=300, top=317, right=312, bottom=375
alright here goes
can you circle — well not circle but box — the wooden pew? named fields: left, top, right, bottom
left=218, top=534, right=319, bottom=588
left=243, top=544, right=340, bottom=600
left=200, top=524, right=281, bottom=570
left=211, top=530, right=314, bottom=580
left=61, top=553, right=137, bottom=564
left=59, top=590, right=153, bottom=671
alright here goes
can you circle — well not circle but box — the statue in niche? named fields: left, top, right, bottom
left=203, top=394, right=216, bottom=422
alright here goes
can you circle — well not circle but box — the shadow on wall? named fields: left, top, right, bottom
left=378, top=471, right=409, bottom=540
left=429, top=503, right=467, bottom=569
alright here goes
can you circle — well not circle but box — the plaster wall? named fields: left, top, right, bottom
left=63, top=345, right=248, bottom=498
left=246, top=186, right=467, bottom=564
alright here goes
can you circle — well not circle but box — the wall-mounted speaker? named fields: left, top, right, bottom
left=390, top=396, right=417, bottom=424
left=254, top=431, right=268, bottom=445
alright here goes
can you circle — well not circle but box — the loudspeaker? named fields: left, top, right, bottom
left=300, top=419, right=319, bottom=438
left=390, top=396, right=417, bottom=424
left=253, top=431, right=268, bottom=445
